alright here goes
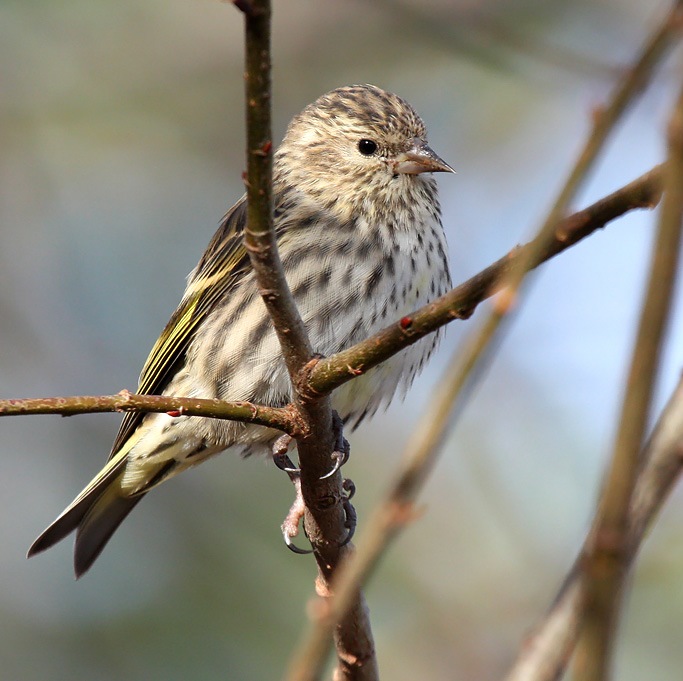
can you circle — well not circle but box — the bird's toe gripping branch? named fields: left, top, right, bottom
left=272, top=433, right=298, bottom=473
left=321, top=411, right=350, bottom=479
left=271, top=415, right=355, bottom=554
left=271, top=411, right=350, bottom=479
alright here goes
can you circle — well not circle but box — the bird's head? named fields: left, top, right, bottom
left=276, top=84, right=453, bottom=223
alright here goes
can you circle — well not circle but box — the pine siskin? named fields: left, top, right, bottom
left=28, top=84, right=454, bottom=576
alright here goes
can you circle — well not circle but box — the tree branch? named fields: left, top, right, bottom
left=505, top=374, right=683, bottom=681
left=0, top=391, right=298, bottom=433
left=309, top=164, right=664, bottom=396
left=575, top=77, right=683, bottom=681
left=283, top=4, right=680, bottom=672
left=0, top=165, right=663, bottom=425
left=236, top=2, right=377, bottom=679
left=240, top=0, right=313, bottom=371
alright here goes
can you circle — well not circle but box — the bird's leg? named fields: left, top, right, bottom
left=272, top=415, right=355, bottom=553
left=272, top=434, right=312, bottom=554
left=280, top=474, right=312, bottom=555
left=280, top=474, right=356, bottom=554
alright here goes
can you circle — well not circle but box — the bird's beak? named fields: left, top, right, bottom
left=393, top=138, right=455, bottom=175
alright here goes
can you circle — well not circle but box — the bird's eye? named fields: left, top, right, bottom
left=358, top=139, right=378, bottom=156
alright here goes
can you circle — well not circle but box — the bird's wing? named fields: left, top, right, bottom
left=108, top=195, right=251, bottom=458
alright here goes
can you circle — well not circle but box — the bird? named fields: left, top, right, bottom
left=28, top=84, right=454, bottom=577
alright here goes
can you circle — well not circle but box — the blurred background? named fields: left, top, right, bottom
left=1, top=1, right=682, bottom=679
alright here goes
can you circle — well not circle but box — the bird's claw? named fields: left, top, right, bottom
left=274, top=414, right=354, bottom=553
left=280, top=476, right=357, bottom=554
left=320, top=411, right=350, bottom=480
left=272, top=434, right=300, bottom=474
left=276, top=459, right=300, bottom=475
left=342, top=477, right=356, bottom=499
left=339, top=479, right=357, bottom=547
left=319, top=449, right=348, bottom=479
left=272, top=414, right=350, bottom=480
left=283, top=530, right=313, bottom=555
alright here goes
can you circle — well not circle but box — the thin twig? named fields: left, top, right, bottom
left=285, top=6, right=679, bottom=673
left=240, top=0, right=313, bottom=372
left=0, top=167, right=664, bottom=430
left=501, top=0, right=683, bottom=304
left=284, top=166, right=662, bottom=681
left=506, top=374, right=683, bottom=681
left=574, top=78, right=683, bottom=681
left=0, top=392, right=297, bottom=433
left=236, top=2, right=377, bottom=678
left=309, top=164, right=664, bottom=396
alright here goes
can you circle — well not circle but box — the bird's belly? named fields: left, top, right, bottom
left=184, top=226, right=449, bottom=446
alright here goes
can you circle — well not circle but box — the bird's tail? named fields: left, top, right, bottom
left=29, top=415, right=194, bottom=577
left=28, top=452, right=146, bottom=578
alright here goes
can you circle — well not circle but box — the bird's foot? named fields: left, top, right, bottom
left=272, top=412, right=350, bottom=481
left=281, top=474, right=313, bottom=554
left=272, top=434, right=311, bottom=553
left=320, top=411, right=350, bottom=479
left=280, top=475, right=357, bottom=554
left=272, top=414, right=354, bottom=554
left=272, top=433, right=299, bottom=474
left=340, top=477, right=357, bottom=547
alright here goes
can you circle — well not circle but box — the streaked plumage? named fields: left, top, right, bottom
left=29, top=84, right=453, bottom=576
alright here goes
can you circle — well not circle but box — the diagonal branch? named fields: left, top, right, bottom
left=498, top=0, right=683, bottom=305
left=283, top=3, right=681, bottom=672
left=309, top=164, right=664, bottom=397
left=574, top=77, right=683, bottom=681
left=0, top=164, right=664, bottom=428
left=505, top=374, right=683, bottom=681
